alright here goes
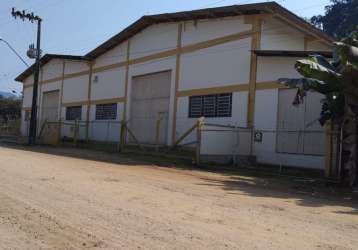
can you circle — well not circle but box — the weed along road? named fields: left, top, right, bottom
left=0, top=144, right=357, bottom=250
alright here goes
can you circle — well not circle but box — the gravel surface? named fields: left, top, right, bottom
left=0, top=144, right=357, bottom=250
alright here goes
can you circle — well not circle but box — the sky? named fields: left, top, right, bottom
left=0, top=0, right=331, bottom=95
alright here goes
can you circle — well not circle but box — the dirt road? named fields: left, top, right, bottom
left=0, top=144, right=357, bottom=250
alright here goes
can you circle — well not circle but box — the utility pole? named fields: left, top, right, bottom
left=11, top=8, right=42, bottom=145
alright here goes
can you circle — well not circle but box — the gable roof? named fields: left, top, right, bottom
left=85, top=1, right=334, bottom=59
left=16, top=1, right=334, bottom=83
left=15, top=54, right=87, bottom=82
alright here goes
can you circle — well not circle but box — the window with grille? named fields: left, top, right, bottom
left=66, top=106, right=82, bottom=121
left=95, top=103, right=117, bottom=120
left=189, top=93, right=232, bottom=118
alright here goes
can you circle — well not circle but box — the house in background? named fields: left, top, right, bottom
left=16, top=2, right=334, bottom=171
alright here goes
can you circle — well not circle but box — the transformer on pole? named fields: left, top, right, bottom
left=11, top=8, right=42, bottom=145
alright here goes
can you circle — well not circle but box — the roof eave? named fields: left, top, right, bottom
left=15, top=54, right=89, bottom=83
left=254, top=49, right=333, bottom=58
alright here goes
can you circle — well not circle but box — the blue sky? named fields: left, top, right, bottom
left=0, top=0, right=330, bottom=94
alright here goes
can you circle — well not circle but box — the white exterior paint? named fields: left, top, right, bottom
left=91, top=68, right=126, bottom=101
left=257, top=57, right=302, bottom=82
left=307, top=40, right=332, bottom=51
left=22, top=86, right=33, bottom=108
left=130, top=23, right=178, bottom=60
left=261, top=18, right=305, bottom=51
left=128, top=58, right=177, bottom=144
left=23, top=75, right=34, bottom=88
left=64, top=60, right=89, bottom=74
left=181, top=17, right=251, bottom=46
left=62, top=75, right=89, bottom=103
left=41, top=59, right=63, bottom=81
left=176, top=91, right=248, bottom=145
left=19, top=14, right=333, bottom=170
left=253, top=89, right=324, bottom=169
left=88, top=103, right=124, bottom=142
left=94, top=42, right=127, bottom=68
left=180, top=38, right=252, bottom=90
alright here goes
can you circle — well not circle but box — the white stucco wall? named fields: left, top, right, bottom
left=253, top=89, right=324, bottom=169
left=40, top=81, right=61, bottom=93
left=94, top=42, right=127, bottom=68
left=307, top=40, right=332, bottom=51
left=180, top=38, right=251, bottom=90
left=60, top=105, right=88, bottom=140
left=64, top=60, right=89, bottom=74
left=261, top=18, right=305, bottom=51
left=176, top=91, right=248, bottom=145
left=62, top=75, right=89, bottom=103
left=257, top=57, right=301, bottom=83
left=181, top=16, right=251, bottom=46
left=88, top=102, right=124, bottom=142
left=130, top=23, right=178, bottom=60
left=41, top=59, right=63, bottom=81
left=22, top=87, right=33, bottom=108
left=23, top=75, right=34, bottom=88
left=18, top=14, right=330, bottom=169
left=91, top=68, right=126, bottom=101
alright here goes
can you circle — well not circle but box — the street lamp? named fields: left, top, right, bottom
left=0, top=38, right=29, bottom=67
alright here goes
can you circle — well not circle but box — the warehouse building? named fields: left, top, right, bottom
left=16, top=2, right=334, bottom=170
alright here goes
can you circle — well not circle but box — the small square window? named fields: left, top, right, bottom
left=66, top=106, right=82, bottom=121
left=189, top=93, right=232, bottom=118
left=95, top=103, right=117, bottom=120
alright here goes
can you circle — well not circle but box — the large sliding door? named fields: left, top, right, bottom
left=277, top=89, right=325, bottom=155
left=129, top=71, right=171, bottom=145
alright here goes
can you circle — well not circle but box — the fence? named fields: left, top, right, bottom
left=26, top=116, right=341, bottom=178
left=197, top=122, right=340, bottom=178
left=0, top=118, right=21, bottom=137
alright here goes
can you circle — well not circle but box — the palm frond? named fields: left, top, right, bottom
left=295, top=58, right=341, bottom=84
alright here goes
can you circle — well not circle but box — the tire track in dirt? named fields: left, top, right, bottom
left=0, top=192, right=108, bottom=249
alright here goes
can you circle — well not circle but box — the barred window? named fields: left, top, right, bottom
left=189, top=93, right=232, bottom=118
left=95, top=103, right=117, bottom=120
left=66, top=106, right=82, bottom=121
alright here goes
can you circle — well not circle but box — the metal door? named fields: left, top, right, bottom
left=129, top=71, right=171, bottom=145
left=277, top=88, right=324, bottom=155
left=41, top=90, right=60, bottom=124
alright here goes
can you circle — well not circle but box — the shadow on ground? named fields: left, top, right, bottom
left=196, top=175, right=358, bottom=212
left=1, top=142, right=357, bottom=212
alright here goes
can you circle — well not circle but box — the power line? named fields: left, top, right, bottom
left=0, top=38, right=29, bottom=67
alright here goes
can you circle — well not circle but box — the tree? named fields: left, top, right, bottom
left=0, top=97, right=21, bottom=122
left=279, top=29, right=358, bottom=187
left=311, top=0, right=358, bottom=39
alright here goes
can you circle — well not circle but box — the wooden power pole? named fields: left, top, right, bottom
left=11, top=8, right=42, bottom=145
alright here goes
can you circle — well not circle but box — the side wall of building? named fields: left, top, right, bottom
left=20, top=14, right=332, bottom=169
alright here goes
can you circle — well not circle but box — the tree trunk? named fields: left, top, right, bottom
left=341, top=102, right=358, bottom=186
